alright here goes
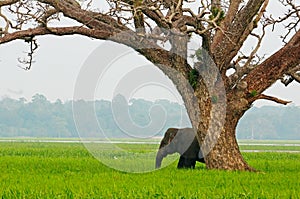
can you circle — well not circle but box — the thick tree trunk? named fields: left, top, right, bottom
left=204, top=113, right=255, bottom=171
left=195, top=83, right=255, bottom=171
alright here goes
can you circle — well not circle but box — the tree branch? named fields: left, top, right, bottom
left=267, top=0, right=300, bottom=43
left=39, top=0, right=128, bottom=31
left=132, top=1, right=145, bottom=34
left=0, top=26, right=113, bottom=44
left=140, top=5, right=170, bottom=29
left=211, top=0, right=266, bottom=69
left=256, top=94, right=291, bottom=105
left=211, top=0, right=242, bottom=49
left=0, top=0, right=19, bottom=6
left=245, top=30, right=300, bottom=95
left=286, top=64, right=300, bottom=84
left=17, top=36, right=38, bottom=70
left=290, top=72, right=300, bottom=84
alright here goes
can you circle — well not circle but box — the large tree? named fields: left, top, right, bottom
left=0, top=0, right=299, bottom=171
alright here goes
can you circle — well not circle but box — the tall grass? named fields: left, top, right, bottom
left=0, top=142, right=299, bottom=198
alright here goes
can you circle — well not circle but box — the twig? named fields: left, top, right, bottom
left=18, top=36, right=38, bottom=70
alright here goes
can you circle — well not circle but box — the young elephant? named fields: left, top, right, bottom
left=155, top=128, right=205, bottom=169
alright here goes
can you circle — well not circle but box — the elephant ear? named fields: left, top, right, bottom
left=167, top=131, right=177, bottom=144
left=158, top=128, right=178, bottom=149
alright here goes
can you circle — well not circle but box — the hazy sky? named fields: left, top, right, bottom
left=0, top=1, right=299, bottom=107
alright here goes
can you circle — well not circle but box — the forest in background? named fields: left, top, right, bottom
left=0, top=94, right=299, bottom=139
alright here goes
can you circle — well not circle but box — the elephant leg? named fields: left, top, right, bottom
left=177, top=156, right=196, bottom=169
left=177, top=156, right=186, bottom=168
left=191, top=159, right=196, bottom=168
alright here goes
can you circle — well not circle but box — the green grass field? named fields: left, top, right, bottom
left=0, top=142, right=300, bottom=198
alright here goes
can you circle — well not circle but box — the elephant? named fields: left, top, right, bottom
left=155, top=128, right=205, bottom=169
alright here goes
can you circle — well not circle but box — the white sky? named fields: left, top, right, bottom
left=0, top=1, right=299, bottom=107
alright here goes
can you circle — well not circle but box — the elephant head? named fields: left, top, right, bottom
left=155, top=128, right=205, bottom=169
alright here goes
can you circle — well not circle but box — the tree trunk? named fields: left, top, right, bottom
left=193, top=77, right=255, bottom=171
left=204, top=117, right=254, bottom=171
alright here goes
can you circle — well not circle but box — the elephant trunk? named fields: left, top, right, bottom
left=155, top=150, right=164, bottom=168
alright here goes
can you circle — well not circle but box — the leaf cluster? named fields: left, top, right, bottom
left=209, top=7, right=225, bottom=25
left=188, top=69, right=199, bottom=90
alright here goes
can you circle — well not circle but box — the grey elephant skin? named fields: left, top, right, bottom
left=155, top=128, right=205, bottom=169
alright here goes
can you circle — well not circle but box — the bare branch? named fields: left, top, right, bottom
left=39, top=8, right=58, bottom=26
left=17, top=36, right=38, bottom=70
left=243, top=29, right=266, bottom=70
left=0, top=8, right=13, bottom=33
left=132, top=0, right=145, bottom=33
left=0, top=26, right=113, bottom=44
left=266, top=0, right=300, bottom=43
left=256, top=94, right=292, bottom=105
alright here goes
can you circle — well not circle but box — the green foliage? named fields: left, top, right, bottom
left=0, top=142, right=300, bottom=198
left=134, top=0, right=143, bottom=6
left=209, top=7, right=225, bottom=25
left=188, top=69, right=199, bottom=90
left=211, top=95, right=218, bottom=104
left=195, top=48, right=203, bottom=61
left=250, top=90, right=258, bottom=97
left=190, top=48, right=203, bottom=62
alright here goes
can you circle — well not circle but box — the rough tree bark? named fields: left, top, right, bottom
left=0, top=0, right=300, bottom=171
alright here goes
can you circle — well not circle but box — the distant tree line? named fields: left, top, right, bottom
left=0, top=94, right=190, bottom=138
left=237, top=106, right=300, bottom=140
left=0, top=94, right=76, bottom=137
left=0, top=94, right=299, bottom=139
